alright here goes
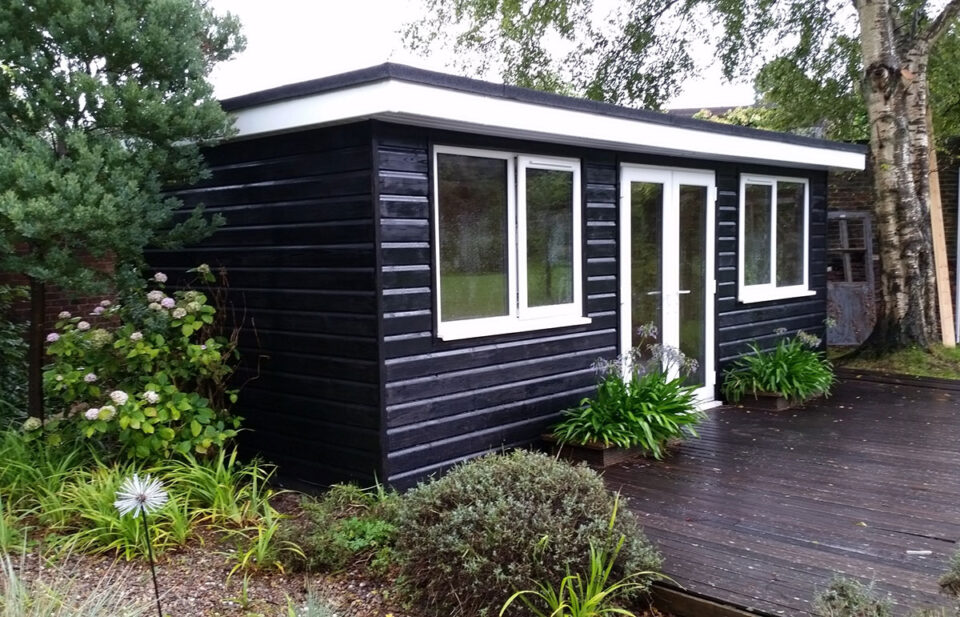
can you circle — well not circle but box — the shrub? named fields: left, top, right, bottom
left=39, top=265, right=241, bottom=460
left=393, top=450, right=662, bottom=617
left=722, top=329, right=836, bottom=403
left=812, top=577, right=892, bottom=617
left=553, top=325, right=703, bottom=457
left=291, top=483, right=400, bottom=574
left=0, top=285, right=27, bottom=427
left=939, top=549, right=960, bottom=598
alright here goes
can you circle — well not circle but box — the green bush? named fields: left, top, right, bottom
left=722, top=329, right=836, bottom=403
left=290, top=483, right=399, bottom=575
left=393, top=450, right=662, bottom=617
left=39, top=265, right=241, bottom=460
left=553, top=325, right=703, bottom=457
left=812, top=577, right=892, bottom=617
left=0, top=285, right=27, bottom=427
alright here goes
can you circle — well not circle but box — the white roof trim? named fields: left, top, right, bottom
left=232, top=80, right=865, bottom=171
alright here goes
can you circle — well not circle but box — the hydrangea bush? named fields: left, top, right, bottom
left=36, top=266, right=241, bottom=460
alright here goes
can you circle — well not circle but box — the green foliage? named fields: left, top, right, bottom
left=292, top=483, right=400, bottom=575
left=0, top=0, right=244, bottom=294
left=553, top=330, right=703, bottom=457
left=394, top=450, right=662, bottom=617
left=501, top=498, right=659, bottom=617
left=812, top=577, right=892, bottom=617
left=722, top=330, right=836, bottom=403
left=226, top=506, right=304, bottom=576
left=939, top=549, right=960, bottom=598
left=40, top=267, right=240, bottom=460
left=0, top=286, right=26, bottom=425
left=0, top=553, right=152, bottom=617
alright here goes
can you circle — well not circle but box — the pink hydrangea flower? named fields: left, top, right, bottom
left=58, top=311, right=71, bottom=320
left=160, top=297, right=176, bottom=309
left=77, top=321, right=90, bottom=331
left=46, top=332, right=60, bottom=343
left=91, top=306, right=105, bottom=316
left=84, top=408, right=100, bottom=421
left=84, top=373, right=97, bottom=383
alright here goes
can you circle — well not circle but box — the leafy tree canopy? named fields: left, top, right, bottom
left=0, top=0, right=245, bottom=292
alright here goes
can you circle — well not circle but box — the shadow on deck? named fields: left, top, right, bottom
left=605, top=377, right=959, bottom=616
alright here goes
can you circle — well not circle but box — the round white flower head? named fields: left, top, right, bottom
left=100, top=299, right=112, bottom=308
left=58, top=311, right=72, bottom=320
left=146, top=290, right=165, bottom=303
left=109, top=390, right=129, bottom=406
left=186, top=301, right=201, bottom=313
left=171, top=307, right=187, bottom=319
left=77, top=321, right=91, bottom=331
left=22, top=417, right=42, bottom=432
left=91, top=306, right=105, bottom=316
left=46, top=332, right=60, bottom=343
left=99, top=405, right=116, bottom=421
left=114, top=474, right=168, bottom=517
left=143, top=390, right=160, bottom=404
left=153, top=272, right=168, bottom=283
left=130, top=331, right=143, bottom=341
left=160, top=297, right=176, bottom=310
left=196, top=264, right=211, bottom=275
left=84, top=408, right=100, bottom=421
left=148, top=302, right=162, bottom=311
left=55, top=375, right=64, bottom=382
left=83, top=373, right=98, bottom=383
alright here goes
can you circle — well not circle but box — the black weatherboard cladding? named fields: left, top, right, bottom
left=146, top=121, right=382, bottom=488
left=374, top=123, right=828, bottom=488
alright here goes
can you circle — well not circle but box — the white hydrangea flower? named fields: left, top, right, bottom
left=172, top=308, right=186, bottom=319
left=77, top=321, right=90, bottom=331
left=100, top=299, right=112, bottom=307
left=55, top=375, right=64, bottom=382
left=110, top=390, right=129, bottom=406
left=153, top=272, right=168, bottom=284
left=196, top=264, right=211, bottom=275
left=114, top=474, right=168, bottom=517
left=186, top=301, right=201, bottom=313
left=58, top=311, right=72, bottom=320
left=99, top=405, right=116, bottom=421
left=144, top=390, right=160, bottom=404
left=46, top=332, right=60, bottom=343
left=160, top=297, right=176, bottom=310
left=148, top=302, right=162, bottom=311
left=84, top=408, right=100, bottom=421
left=147, top=290, right=165, bottom=303
left=130, top=331, right=143, bottom=341
left=22, top=417, right=42, bottom=432
left=91, top=306, right=105, bottom=316
left=84, top=373, right=98, bottom=383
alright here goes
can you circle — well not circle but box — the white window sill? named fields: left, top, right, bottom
left=438, top=315, right=592, bottom=341
left=738, top=287, right=816, bottom=304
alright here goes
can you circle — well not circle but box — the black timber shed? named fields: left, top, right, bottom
left=147, top=64, right=866, bottom=489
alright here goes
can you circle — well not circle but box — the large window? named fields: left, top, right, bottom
left=739, top=175, right=811, bottom=303
left=434, top=146, right=586, bottom=339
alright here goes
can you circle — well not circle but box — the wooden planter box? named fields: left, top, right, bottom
left=542, top=434, right=672, bottom=468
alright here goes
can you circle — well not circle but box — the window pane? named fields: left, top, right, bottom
left=744, top=184, right=772, bottom=285
left=526, top=167, right=574, bottom=307
left=776, top=181, right=805, bottom=287
left=630, top=182, right=663, bottom=351
left=679, top=185, right=706, bottom=387
left=437, top=153, right=509, bottom=321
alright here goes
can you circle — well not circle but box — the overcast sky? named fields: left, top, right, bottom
left=207, top=0, right=756, bottom=110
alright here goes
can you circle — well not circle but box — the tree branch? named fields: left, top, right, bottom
left=914, top=0, right=960, bottom=51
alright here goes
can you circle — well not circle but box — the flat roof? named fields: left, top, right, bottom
left=220, top=63, right=866, bottom=171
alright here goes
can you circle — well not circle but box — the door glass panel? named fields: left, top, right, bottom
left=630, top=182, right=663, bottom=350
left=526, top=167, right=574, bottom=306
left=744, top=183, right=772, bottom=285
left=776, top=181, right=805, bottom=286
left=679, top=185, right=707, bottom=386
left=436, top=153, right=509, bottom=321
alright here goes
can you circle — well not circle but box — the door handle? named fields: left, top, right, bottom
left=645, top=291, right=661, bottom=296
left=678, top=290, right=692, bottom=295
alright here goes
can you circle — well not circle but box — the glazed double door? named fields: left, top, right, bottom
left=620, top=165, right=716, bottom=401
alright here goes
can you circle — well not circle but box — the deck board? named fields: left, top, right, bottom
left=605, top=379, right=959, bottom=616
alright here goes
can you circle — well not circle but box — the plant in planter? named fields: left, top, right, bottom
left=549, top=324, right=705, bottom=465
left=722, top=328, right=836, bottom=409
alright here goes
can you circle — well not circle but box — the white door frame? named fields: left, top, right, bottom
left=619, top=163, right=717, bottom=402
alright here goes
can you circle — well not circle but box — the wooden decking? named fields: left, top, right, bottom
left=606, top=377, right=960, bottom=616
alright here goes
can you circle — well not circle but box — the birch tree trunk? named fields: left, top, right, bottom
left=857, top=0, right=940, bottom=350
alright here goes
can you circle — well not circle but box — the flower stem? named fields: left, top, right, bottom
left=141, top=508, right=163, bottom=617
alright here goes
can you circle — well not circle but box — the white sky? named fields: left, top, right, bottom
left=207, top=0, right=756, bottom=110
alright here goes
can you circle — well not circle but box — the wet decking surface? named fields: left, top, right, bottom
left=606, top=377, right=960, bottom=616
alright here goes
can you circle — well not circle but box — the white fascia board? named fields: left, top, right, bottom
left=232, top=80, right=866, bottom=172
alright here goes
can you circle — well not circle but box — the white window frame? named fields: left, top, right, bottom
left=738, top=174, right=813, bottom=304
left=433, top=146, right=589, bottom=340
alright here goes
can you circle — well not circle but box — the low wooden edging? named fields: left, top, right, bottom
left=837, top=367, right=960, bottom=391
left=651, top=583, right=771, bottom=617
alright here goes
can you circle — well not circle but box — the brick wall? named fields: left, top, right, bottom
left=0, top=255, right=115, bottom=325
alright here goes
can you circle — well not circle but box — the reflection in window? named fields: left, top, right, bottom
left=776, top=181, right=805, bottom=286
left=526, top=168, right=574, bottom=307
left=744, top=184, right=772, bottom=286
left=740, top=176, right=808, bottom=300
